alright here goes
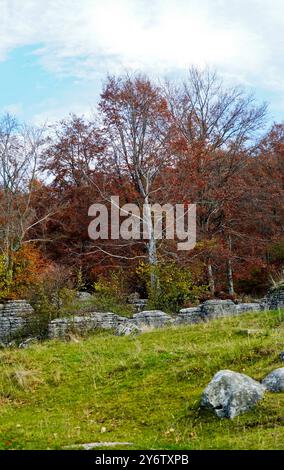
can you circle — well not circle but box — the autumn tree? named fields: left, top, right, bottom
left=168, top=67, right=267, bottom=294
left=98, top=74, right=173, bottom=289
left=0, top=114, right=54, bottom=296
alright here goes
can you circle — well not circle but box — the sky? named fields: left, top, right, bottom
left=0, top=0, right=284, bottom=125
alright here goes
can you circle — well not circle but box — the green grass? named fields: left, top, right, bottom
left=1, top=310, right=284, bottom=450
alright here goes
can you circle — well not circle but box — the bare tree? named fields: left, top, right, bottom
left=167, top=67, right=267, bottom=294
left=0, top=114, right=52, bottom=283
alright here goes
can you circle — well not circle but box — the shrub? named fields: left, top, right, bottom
left=136, top=261, right=208, bottom=312
left=93, top=271, right=134, bottom=317
left=28, top=265, right=78, bottom=337
left=0, top=245, right=45, bottom=300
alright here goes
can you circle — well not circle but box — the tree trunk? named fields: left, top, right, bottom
left=227, top=259, right=234, bottom=296
left=144, top=196, right=158, bottom=292
left=227, top=235, right=235, bottom=296
left=207, top=259, right=215, bottom=296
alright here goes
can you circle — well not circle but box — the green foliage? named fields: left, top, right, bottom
left=28, top=268, right=78, bottom=337
left=93, top=272, right=134, bottom=317
left=0, top=255, right=12, bottom=300
left=75, top=267, right=85, bottom=292
left=0, top=310, right=284, bottom=449
left=269, top=240, right=284, bottom=263
left=136, top=261, right=208, bottom=312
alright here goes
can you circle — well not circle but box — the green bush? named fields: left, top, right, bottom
left=27, top=267, right=78, bottom=337
left=93, top=271, right=134, bottom=317
left=136, top=261, right=208, bottom=312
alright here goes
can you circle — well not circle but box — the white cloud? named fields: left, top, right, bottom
left=1, top=0, right=284, bottom=120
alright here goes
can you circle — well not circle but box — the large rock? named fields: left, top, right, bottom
left=48, top=312, right=128, bottom=339
left=133, top=310, right=173, bottom=328
left=128, top=293, right=148, bottom=312
left=265, top=286, right=284, bottom=310
left=175, top=307, right=202, bottom=324
left=262, top=368, right=284, bottom=392
left=201, top=370, right=265, bottom=419
left=201, top=300, right=237, bottom=320
left=0, top=300, right=34, bottom=343
left=236, top=303, right=261, bottom=313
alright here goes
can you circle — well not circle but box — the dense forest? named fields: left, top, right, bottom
left=0, top=67, right=283, bottom=312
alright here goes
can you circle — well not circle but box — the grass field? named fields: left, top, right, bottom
left=0, top=309, right=284, bottom=450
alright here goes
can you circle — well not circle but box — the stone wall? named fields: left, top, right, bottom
left=175, top=300, right=261, bottom=325
left=0, top=300, right=34, bottom=344
left=47, top=300, right=265, bottom=339
left=0, top=293, right=281, bottom=343
left=265, top=287, right=284, bottom=310
left=48, top=312, right=129, bottom=339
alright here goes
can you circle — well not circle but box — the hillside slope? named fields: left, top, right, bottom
left=0, top=310, right=284, bottom=450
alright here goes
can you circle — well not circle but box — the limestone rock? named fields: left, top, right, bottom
left=48, top=312, right=129, bottom=339
left=176, top=307, right=202, bottom=324
left=265, top=286, right=284, bottom=310
left=115, top=322, right=141, bottom=336
left=201, top=300, right=237, bottom=320
left=262, top=368, right=284, bottom=392
left=201, top=370, right=265, bottom=419
left=236, top=303, right=261, bottom=313
left=0, top=300, right=34, bottom=344
left=133, top=310, right=173, bottom=328
left=18, top=337, right=39, bottom=349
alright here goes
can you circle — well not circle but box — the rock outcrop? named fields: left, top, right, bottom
left=201, top=370, right=265, bottom=419
left=0, top=300, right=34, bottom=343
left=0, top=294, right=276, bottom=344
left=175, top=307, right=202, bottom=324
left=133, top=310, right=173, bottom=328
left=262, top=368, right=284, bottom=392
left=48, top=312, right=129, bottom=339
left=201, top=299, right=238, bottom=319
left=265, top=286, right=284, bottom=310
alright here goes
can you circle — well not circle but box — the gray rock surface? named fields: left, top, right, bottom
left=128, top=293, right=148, bottom=312
left=201, top=370, right=265, bottom=419
left=0, top=300, right=34, bottom=343
left=236, top=303, right=261, bottom=313
left=201, top=300, right=237, bottom=320
left=175, top=307, right=202, bottom=324
left=262, top=368, right=284, bottom=392
left=48, top=312, right=129, bottom=339
left=64, top=442, right=133, bottom=449
left=133, top=310, right=173, bottom=328
left=115, top=322, right=141, bottom=336
left=265, top=287, right=284, bottom=310
left=18, top=337, right=39, bottom=349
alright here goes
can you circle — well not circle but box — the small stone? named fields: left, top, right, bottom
left=64, top=442, right=133, bottom=449
left=115, top=322, right=141, bottom=336
left=77, top=292, right=92, bottom=301
left=262, top=368, right=284, bottom=392
left=279, top=351, right=284, bottom=362
left=18, top=337, right=39, bottom=349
